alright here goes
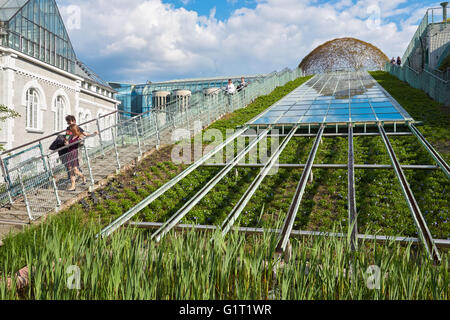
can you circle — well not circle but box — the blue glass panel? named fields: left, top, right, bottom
left=330, top=103, right=349, bottom=109
left=277, top=117, right=301, bottom=124
left=327, top=109, right=349, bottom=115
left=296, top=100, right=315, bottom=105
left=373, top=107, right=398, bottom=113
left=351, top=114, right=377, bottom=121
left=253, top=117, right=279, bottom=124
left=376, top=113, right=405, bottom=121
left=264, top=111, right=286, bottom=117
left=289, top=105, right=310, bottom=111
left=305, top=110, right=327, bottom=116
left=300, top=116, right=325, bottom=123
left=351, top=108, right=373, bottom=115
left=352, top=95, right=367, bottom=99
left=371, top=102, right=394, bottom=108
left=332, top=99, right=350, bottom=103
left=351, top=99, right=369, bottom=103
left=309, top=104, right=329, bottom=110
left=370, top=98, right=390, bottom=102
left=285, top=110, right=306, bottom=117
left=351, top=102, right=371, bottom=108
left=316, top=96, right=332, bottom=100
left=325, top=115, right=350, bottom=122
left=270, top=106, right=291, bottom=111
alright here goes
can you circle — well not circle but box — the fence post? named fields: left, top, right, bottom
left=133, top=119, right=143, bottom=159
left=82, top=143, right=95, bottom=192
left=17, top=169, right=33, bottom=221
left=139, top=116, right=147, bottom=147
left=96, top=119, right=106, bottom=158
left=111, top=126, right=121, bottom=173
left=154, top=112, right=161, bottom=150
left=45, top=155, right=61, bottom=209
left=38, top=142, right=49, bottom=174
left=0, top=158, right=13, bottom=204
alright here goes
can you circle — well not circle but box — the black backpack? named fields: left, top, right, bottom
left=49, top=135, right=66, bottom=151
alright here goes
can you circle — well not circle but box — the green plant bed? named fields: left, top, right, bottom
left=0, top=214, right=447, bottom=300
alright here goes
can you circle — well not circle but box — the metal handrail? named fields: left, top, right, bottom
left=0, top=109, right=136, bottom=157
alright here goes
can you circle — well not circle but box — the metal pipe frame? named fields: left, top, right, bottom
left=201, top=163, right=440, bottom=170
left=408, top=123, right=450, bottom=178
left=128, top=221, right=450, bottom=249
left=239, top=132, right=413, bottom=138
left=378, top=124, right=441, bottom=263
left=98, top=125, right=251, bottom=238
left=275, top=125, right=325, bottom=255
left=220, top=125, right=299, bottom=237
left=151, top=126, right=273, bottom=242
left=17, top=169, right=33, bottom=221
left=348, top=124, right=358, bottom=251
left=96, top=119, right=106, bottom=158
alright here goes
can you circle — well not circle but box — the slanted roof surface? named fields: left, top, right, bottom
left=250, top=71, right=413, bottom=125
left=0, top=0, right=28, bottom=21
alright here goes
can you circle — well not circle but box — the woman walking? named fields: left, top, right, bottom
left=66, top=124, right=87, bottom=191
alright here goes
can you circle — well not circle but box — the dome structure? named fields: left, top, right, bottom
left=299, top=38, right=389, bottom=75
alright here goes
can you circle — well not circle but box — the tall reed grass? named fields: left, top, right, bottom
left=0, top=211, right=447, bottom=300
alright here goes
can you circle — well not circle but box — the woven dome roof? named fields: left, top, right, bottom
left=299, top=37, right=389, bottom=74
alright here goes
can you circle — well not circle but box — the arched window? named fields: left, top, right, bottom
left=26, top=88, right=39, bottom=129
left=54, top=96, right=66, bottom=131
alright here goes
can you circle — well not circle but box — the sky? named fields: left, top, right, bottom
left=56, top=0, right=442, bottom=83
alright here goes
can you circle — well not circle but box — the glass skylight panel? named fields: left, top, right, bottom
left=249, top=72, right=412, bottom=125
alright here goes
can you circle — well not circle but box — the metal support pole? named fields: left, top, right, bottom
left=96, top=119, right=106, bottom=158
left=409, top=123, right=449, bottom=178
left=154, top=112, right=161, bottom=150
left=276, top=125, right=325, bottom=257
left=38, top=142, right=48, bottom=174
left=348, top=124, right=358, bottom=251
left=111, top=126, right=121, bottom=173
left=83, top=144, right=95, bottom=191
left=45, top=155, right=61, bottom=208
left=378, top=124, right=441, bottom=263
left=139, top=116, right=147, bottom=147
left=134, top=119, right=143, bottom=158
left=0, top=158, right=13, bottom=204
left=17, top=169, right=33, bottom=221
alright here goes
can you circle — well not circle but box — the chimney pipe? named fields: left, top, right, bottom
left=442, top=2, right=449, bottom=22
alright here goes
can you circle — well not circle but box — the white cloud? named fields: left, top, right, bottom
left=60, top=0, right=429, bottom=82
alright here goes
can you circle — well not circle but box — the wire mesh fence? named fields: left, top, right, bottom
left=385, top=63, right=450, bottom=106
left=0, top=68, right=303, bottom=220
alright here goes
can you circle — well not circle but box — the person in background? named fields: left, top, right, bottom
left=225, top=79, right=236, bottom=95
left=391, top=57, right=396, bottom=65
left=237, top=77, right=248, bottom=92
left=66, top=124, right=87, bottom=191
left=396, top=56, right=402, bottom=66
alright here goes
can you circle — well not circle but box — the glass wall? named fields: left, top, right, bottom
left=6, top=0, right=76, bottom=73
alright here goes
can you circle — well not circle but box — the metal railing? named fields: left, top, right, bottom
left=0, top=67, right=304, bottom=221
left=402, top=7, right=449, bottom=65
left=385, top=63, right=450, bottom=105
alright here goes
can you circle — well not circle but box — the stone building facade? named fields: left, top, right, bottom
left=0, top=0, right=119, bottom=151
